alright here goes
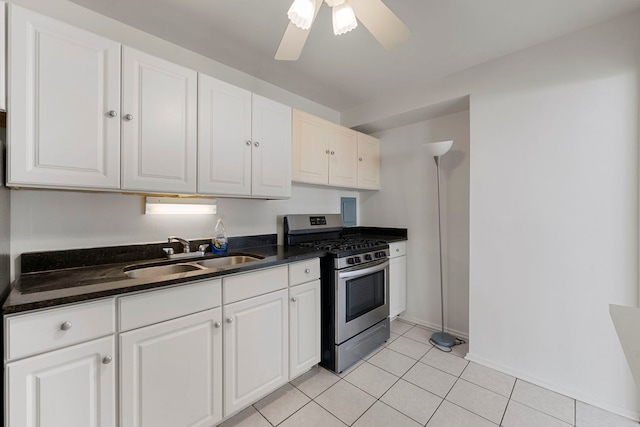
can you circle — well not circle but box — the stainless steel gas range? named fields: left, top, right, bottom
left=283, top=214, right=391, bottom=373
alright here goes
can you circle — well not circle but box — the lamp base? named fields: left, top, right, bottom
left=431, top=331, right=456, bottom=348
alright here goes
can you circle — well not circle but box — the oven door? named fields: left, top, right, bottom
left=336, top=259, right=389, bottom=344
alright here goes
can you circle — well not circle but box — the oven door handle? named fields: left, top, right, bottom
left=338, top=259, right=389, bottom=279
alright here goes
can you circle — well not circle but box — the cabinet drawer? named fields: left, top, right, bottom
left=119, top=279, right=221, bottom=331
left=5, top=298, right=115, bottom=361
left=223, top=266, right=288, bottom=304
left=288, top=258, right=320, bottom=286
left=389, top=241, right=407, bottom=258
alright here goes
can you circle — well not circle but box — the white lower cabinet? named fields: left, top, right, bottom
left=120, top=308, right=223, bottom=427
left=4, top=261, right=323, bottom=427
left=6, top=336, right=116, bottom=427
left=389, top=241, right=408, bottom=318
left=223, top=289, right=289, bottom=416
left=289, top=279, right=321, bottom=378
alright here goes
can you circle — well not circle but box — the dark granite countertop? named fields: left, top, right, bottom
left=3, top=244, right=326, bottom=315
left=2, top=228, right=407, bottom=315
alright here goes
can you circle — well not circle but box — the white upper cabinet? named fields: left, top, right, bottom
left=8, top=5, right=121, bottom=189
left=1, top=2, right=6, bottom=112
left=292, top=109, right=376, bottom=190
left=357, top=133, right=381, bottom=190
left=328, top=123, right=358, bottom=188
left=250, top=94, right=292, bottom=198
left=121, top=46, right=197, bottom=194
left=198, top=75, right=252, bottom=196
left=198, top=76, right=291, bottom=198
left=292, top=109, right=329, bottom=185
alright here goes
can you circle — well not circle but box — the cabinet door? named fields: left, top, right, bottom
left=197, top=74, right=252, bottom=196
left=7, top=336, right=116, bottom=427
left=120, top=308, right=223, bottom=427
left=328, top=123, right=358, bottom=188
left=357, top=133, right=381, bottom=190
left=121, top=46, right=197, bottom=194
left=289, top=280, right=321, bottom=378
left=291, top=109, right=329, bottom=185
left=389, top=256, right=407, bottom=318
left=251, top=94, right=292, bottom=198
left=223, top=289, right=288, bottom=416
left=8, top=5, right=121, bottom=189
left=0, top=2, right=6, bottom=112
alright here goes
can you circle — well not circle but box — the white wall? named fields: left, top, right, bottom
left=360, top=111, right=470, bottom=338
left=353, top=10, right=640, bottom=420
left=467, top=35, right=639, bottom=419
left=9, top=184, right=359, bottom=279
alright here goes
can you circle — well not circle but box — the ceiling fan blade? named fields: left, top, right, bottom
left=350, top=0, right=410, bottom=50
left=275, top=0, right=323, bottom=60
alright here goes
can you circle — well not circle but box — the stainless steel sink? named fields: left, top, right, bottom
left=124, top=263, right=206, bottom=278
left=123, top=254, right=264, bottom=279
left=196, top=255, right=262, bottom=269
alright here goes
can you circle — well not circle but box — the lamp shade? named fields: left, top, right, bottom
left=423, top=140, right=453, bottom=157
left=332, top=1, right=358, bottom=35
left=288, top=0, right=316, bottom=30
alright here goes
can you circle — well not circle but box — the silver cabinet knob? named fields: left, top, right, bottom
left=254, top=141, right=260, bottom=147
left=102, top=355, right=113, bottom=364
left=396, top=248, right=400, bottom=252
left=359, top=157, right=363, bottom=161
left=60, top=321, right=72, bottom=331
left=291, top=297, right=298, bottom=302
left=108, top=110, right=118, bottom=117
left=214, top=322, right=221, bottom=328
left=304, top=268, right=310, bottom=274
left=226, top=317, right=233, bottom=324
left=330, top=151, right=335, bottom=155
left=246, top=140, right=251, bottom=146
left=124, top=113, right=133, bottom=121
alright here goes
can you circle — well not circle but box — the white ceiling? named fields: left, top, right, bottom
left=69, top=0, right=640, bottom=113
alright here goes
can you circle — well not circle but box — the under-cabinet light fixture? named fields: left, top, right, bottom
left=145, top=197, right=217, bottom=215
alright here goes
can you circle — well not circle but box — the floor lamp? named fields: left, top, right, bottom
left=423, top=140, right=456, bottom=349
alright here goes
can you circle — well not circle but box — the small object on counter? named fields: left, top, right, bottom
left=213, top=219, right=228, bottom=254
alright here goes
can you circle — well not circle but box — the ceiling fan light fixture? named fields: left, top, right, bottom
left=287, top=0, right=316, bottom=30
left=332, top=1, right=358, bottom=35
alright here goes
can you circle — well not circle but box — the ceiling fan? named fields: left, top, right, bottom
left=275, top=0, right=410, bottom=60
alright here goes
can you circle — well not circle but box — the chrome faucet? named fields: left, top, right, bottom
left=168, top=236, right=190, bottom=253
left=163, top=237, right=209, bottom=259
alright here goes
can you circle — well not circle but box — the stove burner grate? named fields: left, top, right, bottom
left=298, top=238, right=387, bottom=252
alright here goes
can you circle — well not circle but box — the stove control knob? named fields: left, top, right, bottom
left=354, top=256, right=362, bottom=264
left=364, top=254, right=372, bottom=261
left=347, top=258, right=356, bottom=265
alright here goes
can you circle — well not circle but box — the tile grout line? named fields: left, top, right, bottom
left=346, top=354, right=420, bottom=426
left=498, top=372, right=518, bottom=426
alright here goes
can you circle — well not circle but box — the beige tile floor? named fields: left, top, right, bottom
left=220, top=319, right=638, bottom=427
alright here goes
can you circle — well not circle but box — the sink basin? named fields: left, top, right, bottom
left=123, top=254, right=264, bottom=279
left=196, top=255, right=263, bottom=269
left=124, top=263, right=205, bottom=278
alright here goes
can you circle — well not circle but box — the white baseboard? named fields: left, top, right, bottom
left=394, top=314, right=469, bottom=341
left=465, top=352, right=640, bottom=422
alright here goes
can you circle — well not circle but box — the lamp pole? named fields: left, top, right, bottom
left=424, top=141, right=456, bottom=349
